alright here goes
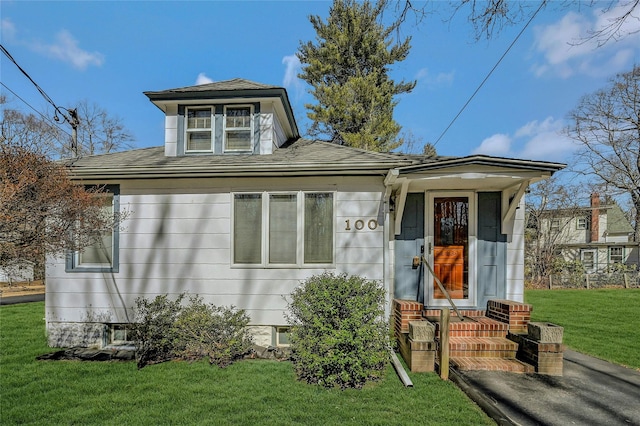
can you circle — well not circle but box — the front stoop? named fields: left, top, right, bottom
left=392, top=299, right=563, bottom=374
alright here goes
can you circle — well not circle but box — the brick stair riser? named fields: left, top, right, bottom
left=437, top=329, right=508, bottom=338
left=450, top=349, right=517, bottom=358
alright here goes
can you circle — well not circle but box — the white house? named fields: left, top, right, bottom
left=544, top=193, right=638, bottom=273
left=45, top=79, right=564, bottom=348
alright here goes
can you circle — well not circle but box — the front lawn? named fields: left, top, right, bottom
left=0, top=302, right=493, bottom=425
left=525, top=288, right=640, bottom=370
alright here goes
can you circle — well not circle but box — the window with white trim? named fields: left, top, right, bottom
left=67, top=186, right=120, bottom=273
left=609, top=246, right=623, bottom=264
left=550, top=219, right=560, bottom=232
left=581, top=249, right=596, bottom=273
left=185, top=107, right=213, bottom=152
left=233, top=192, right=334, bottom=266
left=224, top=106, right=253, bottom=152
left=275, top=327, right=290, bottom=347
left=576, top=217, right=589, bottom=230
left=109, top=324, right=133, bottom=345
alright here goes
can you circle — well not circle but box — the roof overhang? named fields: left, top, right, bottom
left=385, top=155, right=566, bottom=235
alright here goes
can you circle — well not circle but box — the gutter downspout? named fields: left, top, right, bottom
left=383, top=169, right=399, bottom=320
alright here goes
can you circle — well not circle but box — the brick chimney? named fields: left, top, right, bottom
left=590, top=193, right=600, bottom=242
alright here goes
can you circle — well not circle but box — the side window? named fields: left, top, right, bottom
left=67, top=186, right=120, bottom=273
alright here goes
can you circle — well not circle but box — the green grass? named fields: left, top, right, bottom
left=1, top=302, right=493, bottom=425
left=525, top=288, right=640, bottom=370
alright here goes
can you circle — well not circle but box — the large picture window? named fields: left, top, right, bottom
left=67, top=186, right=120, bottom=273
left=185, top=107, right=213, bottom=152
left=233, top=192, right=334, bottom=266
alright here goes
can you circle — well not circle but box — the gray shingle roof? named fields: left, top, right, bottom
left=606, top=205, right=634, bottom=234
left=64, top=139, right=425, bottom=179
left=144, top=78, right=280, bottom=97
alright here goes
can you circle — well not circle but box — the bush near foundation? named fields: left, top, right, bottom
left=131, top=294, right=252, bottom=369
left=174, top=295, right=253, bottom=368
left=287, top=272, right=390, bottom=389
left=132, top=294, right=184, bottom=368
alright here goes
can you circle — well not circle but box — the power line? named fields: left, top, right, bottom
left=433, top=1, right=547, bottom=147
left=1, top=43, right=80, bottom=155
left=1, top=81, right=74, bottom=140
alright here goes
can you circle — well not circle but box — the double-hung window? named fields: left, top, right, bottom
left=185, top=107, right=213, bottom=152
left=233, top=192, right=334, bottom=266
left=576, top=217, right=589, bottom=230
left=581, top=249, right=596, bottom=273
left=67, top=186, right=120, bottom=272
left=609, top=247, right=623, bottom=265
left=224, top=106, right=253, bottom=152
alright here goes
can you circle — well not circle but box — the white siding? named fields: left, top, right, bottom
left=164, top=105, right=178, bottom=157
left=506, top=196, right=525, bottom=302
left=46, top=176, right=386, bottom=345
left=258, top=108, right=274, bottom=154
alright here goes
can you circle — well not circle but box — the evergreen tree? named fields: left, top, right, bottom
left=297, top=0, right=415, bottom=152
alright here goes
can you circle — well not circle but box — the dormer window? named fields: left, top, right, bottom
left=186, top=107, right=213, bottom=152
left=224, top=106, right=253, bottom=152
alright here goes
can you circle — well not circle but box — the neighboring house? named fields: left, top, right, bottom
left=0, top=262, right=34, bottom=284
left=546, top=193, right=639, bottom=273
left=45, top=79, right=564, bottom=348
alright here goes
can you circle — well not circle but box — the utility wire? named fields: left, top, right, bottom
left=1, top=43, right=82, bottom=155
left=0, top=43, right=77, bottom=126
left=433, top=1, right=547, bottom=147
left=1, top=81, right=74, bottom=140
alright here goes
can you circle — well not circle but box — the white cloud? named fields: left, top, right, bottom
left=1, top=18, right=17, bottom=41
left=531, top=1, right=640, bottom=78
left=196, top=73, right=213, bottom=85
left=472, top=117, right=576, bottom=162
left=282, top=54, right=304, bottom=99
left=2, top=23, right=104, bottom=70
left=33, top=29, right=104, bottom=70
left=472, top=133, right=512, bottom=156
left=415, top=67, right=455, bottom=89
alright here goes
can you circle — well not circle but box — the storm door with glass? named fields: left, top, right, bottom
left=427, top=192, right=476, bottom=306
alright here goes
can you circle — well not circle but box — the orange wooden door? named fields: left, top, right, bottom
left=433, top=196, right=468, bottom=300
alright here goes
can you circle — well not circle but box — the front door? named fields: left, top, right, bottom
left=427, top=192, right=476, bottom=307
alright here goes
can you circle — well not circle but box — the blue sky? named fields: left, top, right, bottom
left=1, top=1, right=639, bottom=164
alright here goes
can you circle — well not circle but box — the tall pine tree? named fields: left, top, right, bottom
left=297, top=0, right=415, bottom=152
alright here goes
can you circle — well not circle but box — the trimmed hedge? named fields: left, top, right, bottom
left=287, top=272, right=390, bottom=389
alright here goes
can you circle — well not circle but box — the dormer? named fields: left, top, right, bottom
left=144, top=78, right=299, bottom=157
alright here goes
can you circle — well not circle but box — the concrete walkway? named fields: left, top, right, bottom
left=452, top=350, right=640, bottom=426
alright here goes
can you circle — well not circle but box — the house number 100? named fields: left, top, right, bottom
left=345, top=219, right=378, bottom=231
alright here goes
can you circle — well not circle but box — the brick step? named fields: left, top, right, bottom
left=428, top=316, right=510, bottom=338
left=449, top=337, right=518, bottom=358
left=450, top=357, right=535, bottom=373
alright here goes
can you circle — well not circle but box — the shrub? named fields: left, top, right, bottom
left=131, top=294, right=184, bottom=369
left=286, top=272, right=390, bottom=389
left=131, top=293, right=252, bottom=369
left=174, top=295, right=253, bottom=367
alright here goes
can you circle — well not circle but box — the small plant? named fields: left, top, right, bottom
left=174, top=295, right=253, bottom=367
left=131, top=293, right=252, bottom=369
left=286, top=272, right=390, bottom=389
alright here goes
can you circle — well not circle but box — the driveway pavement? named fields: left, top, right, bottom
left=452, top=350, right=640, bottom=426
left=0, top=293, right=45, bottom=305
